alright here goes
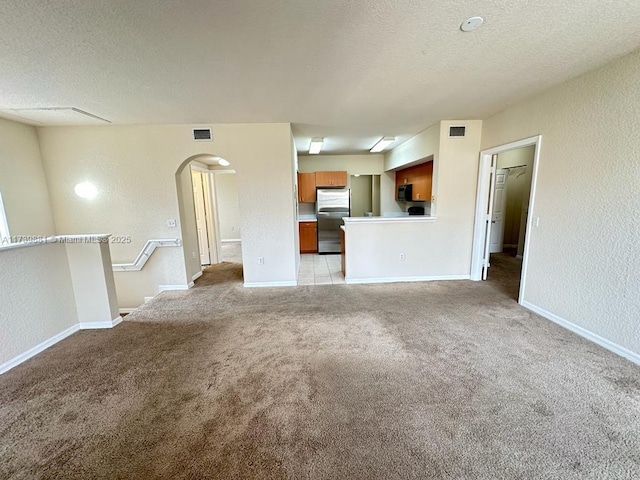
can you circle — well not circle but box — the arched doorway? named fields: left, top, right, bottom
left=175, top=154, right=242, bottom=285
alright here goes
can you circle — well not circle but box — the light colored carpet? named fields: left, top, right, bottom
left=1, top=256, right=639, bottom=479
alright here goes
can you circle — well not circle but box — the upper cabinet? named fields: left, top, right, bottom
left=395, top=162, right=433, bottom=202
left=315, top=171, right=348, bottom=187
left=298, top=172, right=317, bottom=203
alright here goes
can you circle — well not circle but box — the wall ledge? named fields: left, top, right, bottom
left=0, top=234, right=110, bottom=253
left=343, top=216, right=436, bottom=224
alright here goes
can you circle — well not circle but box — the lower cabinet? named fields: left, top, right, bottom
left=299, top=221, right=317, bottom=253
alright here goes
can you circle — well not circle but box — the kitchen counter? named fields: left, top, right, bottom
left=298, top=215, right=317, bottom=222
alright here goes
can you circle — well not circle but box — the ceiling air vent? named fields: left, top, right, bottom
left=449, top=126, right=466, bottom=137
left=192, top=128, right=212, bottom=141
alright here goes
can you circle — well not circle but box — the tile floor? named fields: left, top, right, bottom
left=298, top=253, right=345, bottom=285
left=216, top=243, right=344, bottom=286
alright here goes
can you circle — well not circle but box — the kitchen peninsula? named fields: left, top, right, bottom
left=339, top=214, right=474, bottom=284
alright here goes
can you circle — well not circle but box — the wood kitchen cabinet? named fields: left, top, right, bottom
left=299, top=221, right=317, bottom=253
left=315, top=171, right=348, bottom=187
left=395, top=161, right=433, bottom=201
left=297, top=172, right=317, bottom=203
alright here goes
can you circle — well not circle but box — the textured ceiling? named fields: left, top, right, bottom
left=1, top=0, right=640, bottom=153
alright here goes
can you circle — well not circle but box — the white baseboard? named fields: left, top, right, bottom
left=345, top=274, right=470, bottom=285
left=1, top=314, right=125, bottom=375
left=221, top=239, right=241, bottom=243
left=244, top=281, right=297, bottom=288
left=0, top=324, right=79, bottom=375
left=158, top=284, right=190, bottom=292
left=522, top=301, right=640, bottom=366
left=79, top=316, right=123, bottom=330
left=192, top=270, right=203, bottom=281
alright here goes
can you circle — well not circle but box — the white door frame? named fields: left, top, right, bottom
left=470, top=135, right=542, bottom=304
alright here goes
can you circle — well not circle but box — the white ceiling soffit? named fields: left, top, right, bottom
left=1, top=1, right=640, bottom=153
left=0, top=107, right=111, bottom=126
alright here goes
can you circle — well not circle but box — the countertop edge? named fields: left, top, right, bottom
left=343, top=216, right=436, bottom=224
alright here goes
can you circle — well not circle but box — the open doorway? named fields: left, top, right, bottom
left=471, top=136, right=541, bottom=303
left=210, top=170, right=242, bottom=264
left=350, top=174, right=381, bottom=217
left=175, top=155, right=243, bottom=287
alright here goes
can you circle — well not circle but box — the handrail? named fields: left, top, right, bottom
left=112, top=239, right=182, bottom=272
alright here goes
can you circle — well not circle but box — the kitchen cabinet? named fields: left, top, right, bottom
left=298, top=172, right=316, bottom=203
left=395, top=161, right=433, bottom=202
left=299, top=221, right=317, bottom=253
left=315, top=171, right=348, bottom=187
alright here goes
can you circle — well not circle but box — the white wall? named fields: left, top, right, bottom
left=214, top=173, right=241, bottom=241
left=481, top=48, right=640, bottom=357
left=37, top=123, right=297, bottom=306
left=0, top=117, right=56, bottom=237
left=0, top=243, right=78, bottom=370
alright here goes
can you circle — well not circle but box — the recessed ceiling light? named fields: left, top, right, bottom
left=217, top=158, right=230, bottom=166
left=460, top=16, right=484, bottom=32
left=309, top=138, right=323, bottom=155
left=370, top=137, right=396, bottom=153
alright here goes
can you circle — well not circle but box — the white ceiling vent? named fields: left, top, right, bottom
left=192, top=128, right=212, bottom=141
left=449, top=126, right=466, bottom=137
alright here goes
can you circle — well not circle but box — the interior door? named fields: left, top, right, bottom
left=489, top=168, right=509, bottom=253
left=482, top=155, right=498, bottom=280
left=192, top=170, right=211, bottom=265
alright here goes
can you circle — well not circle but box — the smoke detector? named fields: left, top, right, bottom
left=460, top=16, right=484, bottom=32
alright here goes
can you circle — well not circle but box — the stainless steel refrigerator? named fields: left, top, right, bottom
left=316, top=188, right=350, bottom=254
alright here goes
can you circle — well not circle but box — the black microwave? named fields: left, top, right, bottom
left=397, top=184, right=412, bottom=201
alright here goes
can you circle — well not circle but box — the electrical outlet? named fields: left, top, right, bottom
left=167, top=219, right=177, bottom=228
left=534, top=216, right=540, bottom=227
left=399, top=253, right=405, bottom=261
left=258, top=256, right=264, bottom=265
left=192, top=252, right=197, bottom=259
